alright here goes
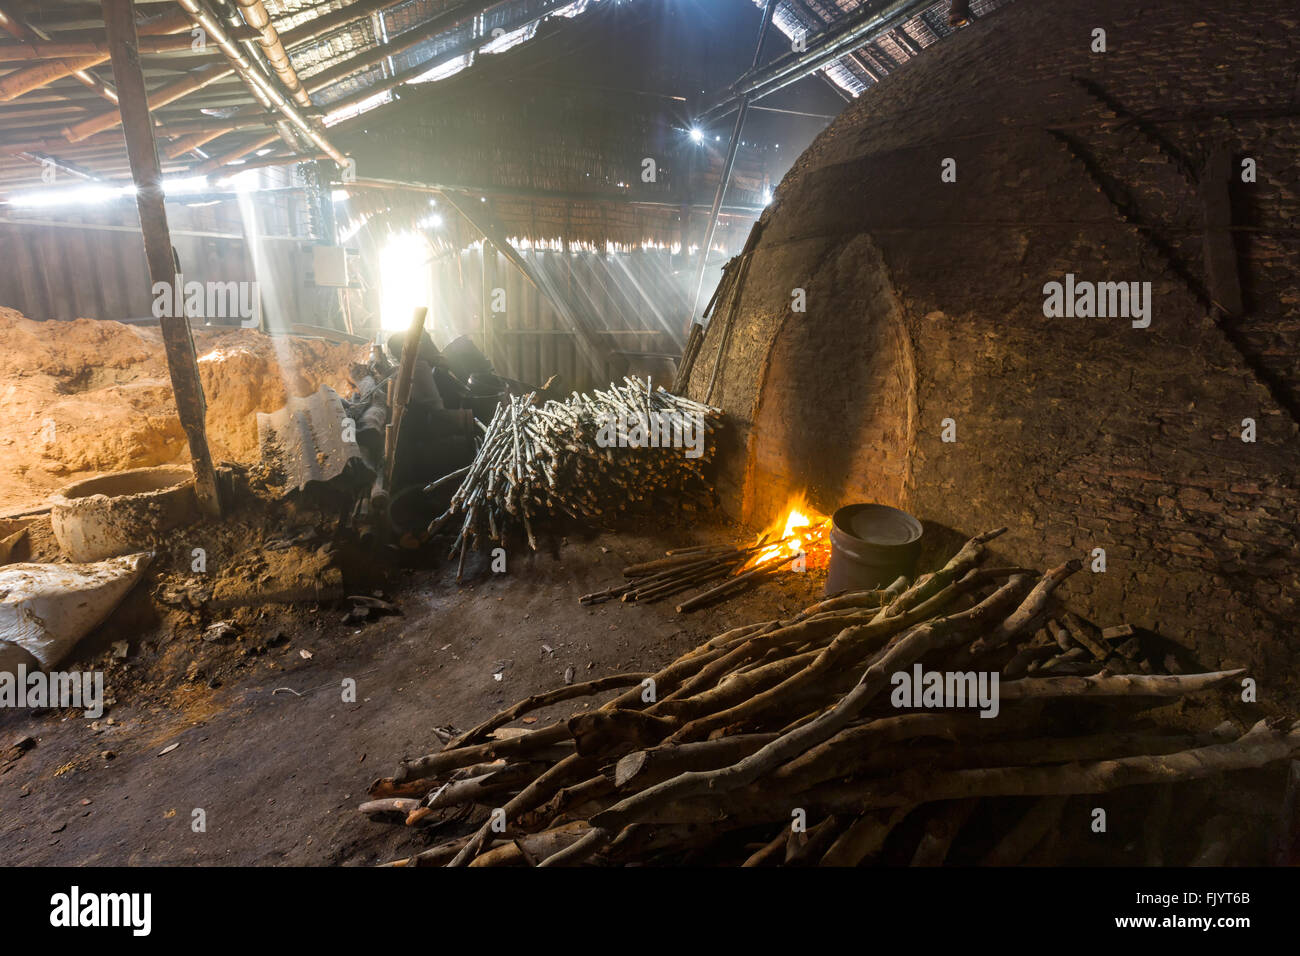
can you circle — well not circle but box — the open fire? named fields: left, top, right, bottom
left=582, top=493, right=833, bottom=612
left=741, top=493, right=832, bottom=572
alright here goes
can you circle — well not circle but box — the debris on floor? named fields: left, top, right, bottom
left=0, top=552, right=152, bottom=674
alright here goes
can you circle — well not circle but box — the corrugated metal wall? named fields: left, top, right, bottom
left=1, top=196, right=706, bottom=392
left=0, top=193, right=321, bottom=326
left=429, top=243, right=693, bottom=391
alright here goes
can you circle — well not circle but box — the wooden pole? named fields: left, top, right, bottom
left=684, top=0, right=777, bottom=331
left=102, top=0, right=221, bottom=517
left=386, top=306, right=429, bottom=486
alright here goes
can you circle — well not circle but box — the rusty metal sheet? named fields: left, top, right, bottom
left=256, top=384, right=374, bottom=494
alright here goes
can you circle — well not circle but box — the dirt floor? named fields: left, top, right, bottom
left=0, top=308, right=362, bottom=513
left=0, top=511, right=824, bottom=866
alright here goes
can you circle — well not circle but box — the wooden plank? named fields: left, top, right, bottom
left=1201, top=145, right=1244, bottom=318
left=386, top=306, right=428, bottom=487
left=102, top=0, right=221, bottom=516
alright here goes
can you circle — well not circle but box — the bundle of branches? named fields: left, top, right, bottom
left=579, top=539, right=803, bottom=612
left=431, top=379, right=721, bottom=577
left=364, top=528, right=1298, bottom=866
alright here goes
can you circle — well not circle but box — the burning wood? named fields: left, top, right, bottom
left=364, top=528, right=1298, bottom=866
left=583, top=495, right=832, bottom=612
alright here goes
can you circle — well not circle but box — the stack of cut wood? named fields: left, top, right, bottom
left=431, top=379, right=720, bottom=577
left=579, top=541, right=793, bottom=610
left=363, top=528, right=1297, bottom=866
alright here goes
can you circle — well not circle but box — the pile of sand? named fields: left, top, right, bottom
left=0, top=307, right=363, bottom=512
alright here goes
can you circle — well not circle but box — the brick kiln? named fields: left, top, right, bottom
left=681, top=0, right=1300, bottom=699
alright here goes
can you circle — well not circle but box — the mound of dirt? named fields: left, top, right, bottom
left=0, top=307, right=362, bottom=512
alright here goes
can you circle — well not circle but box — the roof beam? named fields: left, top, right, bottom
left=173, top=0, right=346, bottom=165
left=302, top=0, right=575, bottom=98
left=0, top=32, right=214, bottom=60
left=698, top=0, right=938, bottom=123
left=0, top=3, right=194, bottom=99
left=231, top=0, right=311, bottom=108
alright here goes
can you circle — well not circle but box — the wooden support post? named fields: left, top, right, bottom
left=102, top=0, right=221, bottom=517
left=1201, top=145, right=1244, bottom=318
left=480, top=240, right=492, bottom=360
left=685, top=0, right=777, bottom=331
left=386, top=306, right=429, bottom=487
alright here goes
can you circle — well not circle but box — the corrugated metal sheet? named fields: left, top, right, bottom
left=0, top=194, right=326, bottom=324
left=257, top=384, right=373, bottom=492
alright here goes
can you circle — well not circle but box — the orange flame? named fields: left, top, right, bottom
left=741, top=493, right=832, bottom=572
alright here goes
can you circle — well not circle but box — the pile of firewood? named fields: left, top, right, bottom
left=362, top=528, right=1298, bottom=866
left=431, top=379, right=720, bottom=576
left=580, top=541, right=802, bottom=612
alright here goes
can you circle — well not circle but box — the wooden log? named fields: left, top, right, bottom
left=786, top=813, right=851, bottom=866
left=467, top=822, right=591, bottom=867
left=386, top=305, right=429, bottom=486
left=1063, top=612, right=1111, bottom=662
left=586, top=576, right=1030, bottom=840
left=999, top=669, right=1244, bottom=700
left=980, top=797, right=1068, bottom=865
left=675, top=551, right=796, bottom=613
left=444, top=672, right=651, bottom=749
left=873, top=528, right=1007, bottom=622
left=614, top=733, right=781, bottom=790
left=820, top=806, right=913, bottom=867
left=741, top=828, right=789, bottom=867
left=448, top=753, right=598, bottom=866
left=910, top=798, right=979, bottom=866
left=394, top=721, right=572, bottom=783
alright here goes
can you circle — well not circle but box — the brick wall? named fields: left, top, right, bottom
left=687, top=0, right=1300, bottom=696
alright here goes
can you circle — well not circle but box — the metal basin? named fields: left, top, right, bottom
left=825, top=502, right=924, bottom=596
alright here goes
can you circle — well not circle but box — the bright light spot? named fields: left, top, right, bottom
left=323, top=88, right=392, bottom=127
left=762, top=187, right=773, bottom=205
left=409, top=52, right=474, bottom=85
left=551, top=0, right=592, bottom=18
left=8, top=173, right=210, bottom=208
left=218, top=169, right=262, bottom=193
left=162, top=174, right=209, bottom=196
left=7, top=183, right=129, bottom=207
left=480, top=23, right=537, bottom=55
left=418, top=212, right=444, bottom=229
left=689, top=127, right=704, bottom=144
left=380, top=231, right=433, bottom=332
left=714, top=135, right=720, bottom=142
left=331, top=189, right=349, bottom=202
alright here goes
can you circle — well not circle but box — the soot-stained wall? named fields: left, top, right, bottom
left=685, top=0, right=1300, bottom=689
